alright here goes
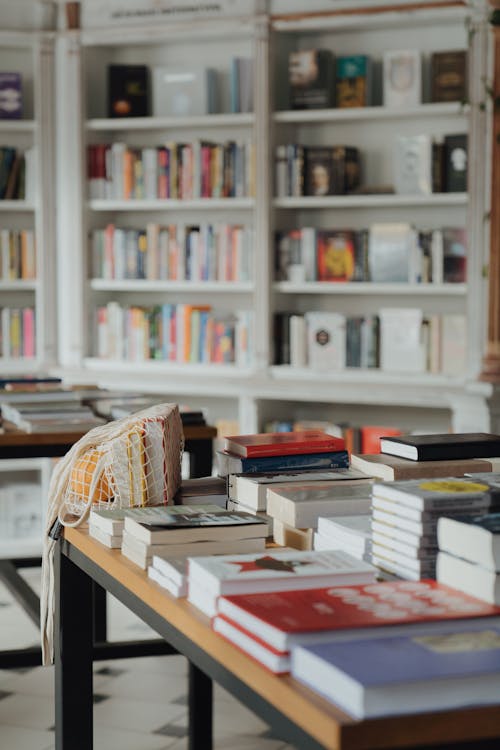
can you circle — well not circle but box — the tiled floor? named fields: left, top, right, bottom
left=0, top=567, right=297, bottom=750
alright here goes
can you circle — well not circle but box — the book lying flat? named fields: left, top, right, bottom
left=213, top=614, right=291, bottom=674
left=350, top=452, right=494, bottom=481
left=437, top=512, right=500, bottom=571
left=124, top=511, right=268, bottom=545
left=121, top=534, right=266, bottom=569
left=147, top=565, right=187, bottom=597
left=380, top=432, right=500, bottom=461
left=90, top=503, right=224, bottom=535
left=216, top=449, right=349, bottom=477
left=372, top=477, right=500, bottom=512
left=266, top=481, right=372, bottom=528
left=217, top=579, right=500, bottom=653
left=437, top=551, right=500, bottom=604
left=292, top=624, right=500, bottom=719
left=224, top=430, right=345, bottom=458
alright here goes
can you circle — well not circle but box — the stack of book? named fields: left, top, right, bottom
left=121, top=506, right=268, bottom=569
left=0, top=394, right=106, bottom=433
left=313, top=515, right=372, bottom=561
left=89, top=506, right=129, bottom=548
left=351, top=451, right=497, bottom=481
left=148, top=555, right=188, bottom=598
left=216, top=430, right=350, bottom=478
left=266, top=474, right=373, bottom=550
left=214, top=578, right=500, bottom=675
left=187, top=548, right=376, bottom=619
left=437, top=492, right=500, bottom=604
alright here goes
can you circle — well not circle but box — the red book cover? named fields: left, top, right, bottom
left=217, top=579, right=500, bottom=653
left=360, top=425, right=402, bottom=454
left=224, top=430, right=345, bottom=458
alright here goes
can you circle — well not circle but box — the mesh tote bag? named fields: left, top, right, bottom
left=40, top=402, right=184, bottom=664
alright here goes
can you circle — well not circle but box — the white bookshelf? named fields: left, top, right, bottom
left=54, top=0, right=495, bottom=436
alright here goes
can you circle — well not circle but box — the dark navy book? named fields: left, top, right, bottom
left=216, top=449, right=349, bottom=476
left=0, top=72, right=22, bottom=119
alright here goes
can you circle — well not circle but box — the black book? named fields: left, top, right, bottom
left=288, top=49, right=335, bottom=110
left=108, top=64, right=150, bottom=118
left=380, top=433, right=500, bottom=462
left=444, top=134, right=467, bottom=192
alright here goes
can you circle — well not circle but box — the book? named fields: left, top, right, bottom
left=216, top=449, right=350, bottom=477
left=437, top=551, right=500, bottom=604
left=108, top=64, right=150, bottom=118
left=393, top=134, right=432, bottom=194
left=123, top=510, right=268, bottom=546
left=379, top=432, right=500, bottom=461
left=291, top=624, right=500, bottom=719
left=217, top=579, right=500, bottom=654
left=444, top=133, right=467, bottom=192
left=148, top=565, right=187, bottom=597
left=316, top=515, right=371, bottom=556
left=383, top=50, right=421, bottom=108
left=212, top=614, right=290, bottom=674
left=150, top=554, right=187, bottom=586
left=288, top=49, right=335, bottom=110
left=0, top=72, right=22, bottom=119
left=230, top=57, right=253, bottom=113
left=379, top=307, right=426, bottom=374
left=438, top=512, right=500, bottom=571
left=372, top=476, right=500, bottom=512
left=316, top=230, right=355, bottom=282
left=152, top=65, right=217, bottom=117
left=88, top=524, right=122, bottom=548
left=89, top=502, right=224, bottom=535
left=442, top=227, right=467, bottom=283
left=223, top=430, right=344, bottom=459
left=266, top=481, right=373, bottom=529
left=121, top=533, right=265, bottom=569
left=305, top=146, right=360, bottom=196
left=335, top=55, right=371, bottom=108
left=367, top=223, right=416, bottom=282
left=305, top=311, right=346, bottom=371
left=272, top=519, right=314, bottom=551
left=187, top=548, right=376, bottom=618
left=350, top=453, right=494, bottom=481
left=228, top=468, right=369, bottom=511
left=431, top=50, right=467, bottom=102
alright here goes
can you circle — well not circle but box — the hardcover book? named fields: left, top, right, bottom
left=305, top=146, right=360, bottom=196
left=393, top=135, right=432, bottom=194
left=350, top=452, right=493, bottom=482
left=431, top=50, right=467, bottom=103
left=444, top=134, right=467, bottom=192
left=442, top=227, right=467, bottom=283
left=212, top=614, right=291, bottom=674
left=266, top=481, right=373, bottom=528
left=437, top=510, right=500, bottom=571
left=223, top=430, right=344, bottom=458
left=288, top=49, right=335, bottom=110
left=379, top=432, right=500, bottom=462
left=292, top=624, right=500, bottom=718
left=367, top=223, right=416, bottom=283
left=383, top=49, right=421, bottom=108
left=0, top=72, right=22, bottom=119
left=217, top=579, right=500, bottom=653
left=108, top=64, right=150, bottom=118
left=305, top=311, right=346, bottom=371
left=152, top=65, right=217, bottom=117
left=316, top=230, right=356, bottom=282
left=216, top=449, right=350, bottom=477
left=335, top=55, right=371, bottom=108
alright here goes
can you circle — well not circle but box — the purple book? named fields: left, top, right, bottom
left=0, top=73, right=22, bottom=119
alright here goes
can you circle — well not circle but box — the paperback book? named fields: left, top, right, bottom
left=437, top=511, right=500, bottom=571
left=223, top=430, right=344, bottom=458
left=187, top=548, right=376, bottom=617
left=437, top=551, right=500, bottom=604
left=372, top=476, right=500, bottom=512
left=350, top=452, right=493, bottom=482
left=0, top=72, right=22, bottom=119
left=108, top=64, right=150, bottom=118
left=288, top=49, right=335, bottom=110
left=216, top=449, right=349, bottom=477
left=383, top=49, right=421, bottom=108
left=266, top=481, right=373, bottom=529
left=291, top=624, right=500, bottom=718
left=335, top=55, right=371, bottom=108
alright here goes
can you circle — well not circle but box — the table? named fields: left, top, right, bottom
left=0, top=423, right=217, bottom=669
left=56, top=526, right=500, bottom=750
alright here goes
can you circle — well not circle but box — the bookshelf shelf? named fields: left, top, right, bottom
left=0, top=120, right=36, bottom=132
left=0, top=357, right=40, bottom=373
left=90, top=279, right=254, bottom=293
left=273, top=194, right=468, bottom=209
left=83, top=358, right=256, bottom=380
left=269, top=365, right=467, bottom=388
left=88, top=198, right=255, bottom=211
left=273, top=282, right=467, bottom=296
left=274, top=102, right=468, bottom=125
left=0, top=201, right=35, bottom=212
left=86, top=113, right=255, bottom=131
left=0, top=281, right=38, bottom=291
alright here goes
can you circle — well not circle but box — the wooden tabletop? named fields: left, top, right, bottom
left=0, top=423, right=216, bottom=448
left=64, top=526, right=500, bottom=750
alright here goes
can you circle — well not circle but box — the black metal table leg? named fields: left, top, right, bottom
left=55, top=540, right=93, bottom=750
left=188, top=660, right=213, bottom=750
left=92, top=581, right=107, bottom=643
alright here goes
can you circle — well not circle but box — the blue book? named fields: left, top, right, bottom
left=216, top=449, right=349, bottom=477
left=292, top=624, right=500, bottom=719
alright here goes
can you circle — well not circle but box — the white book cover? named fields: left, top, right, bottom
left=153, top=66, right=216, bottom=118
left=148, top=564, right=187, bottom=597
left=393, top=135, right=432, bottom=195
left=188, top=548, right=376, bottom=596
left=306, top=311, right=346, bottom=371
left=383, top=49, right=421, bottom=108
left=368, top=223, right=414, bottom=283
left=379, top=307, right=425, bottom=373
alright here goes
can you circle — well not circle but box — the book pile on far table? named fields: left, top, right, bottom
left=313, top=514, right=372, bottom=561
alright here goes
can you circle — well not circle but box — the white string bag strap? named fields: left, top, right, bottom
left=41, top=403, right=184, bottom=665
